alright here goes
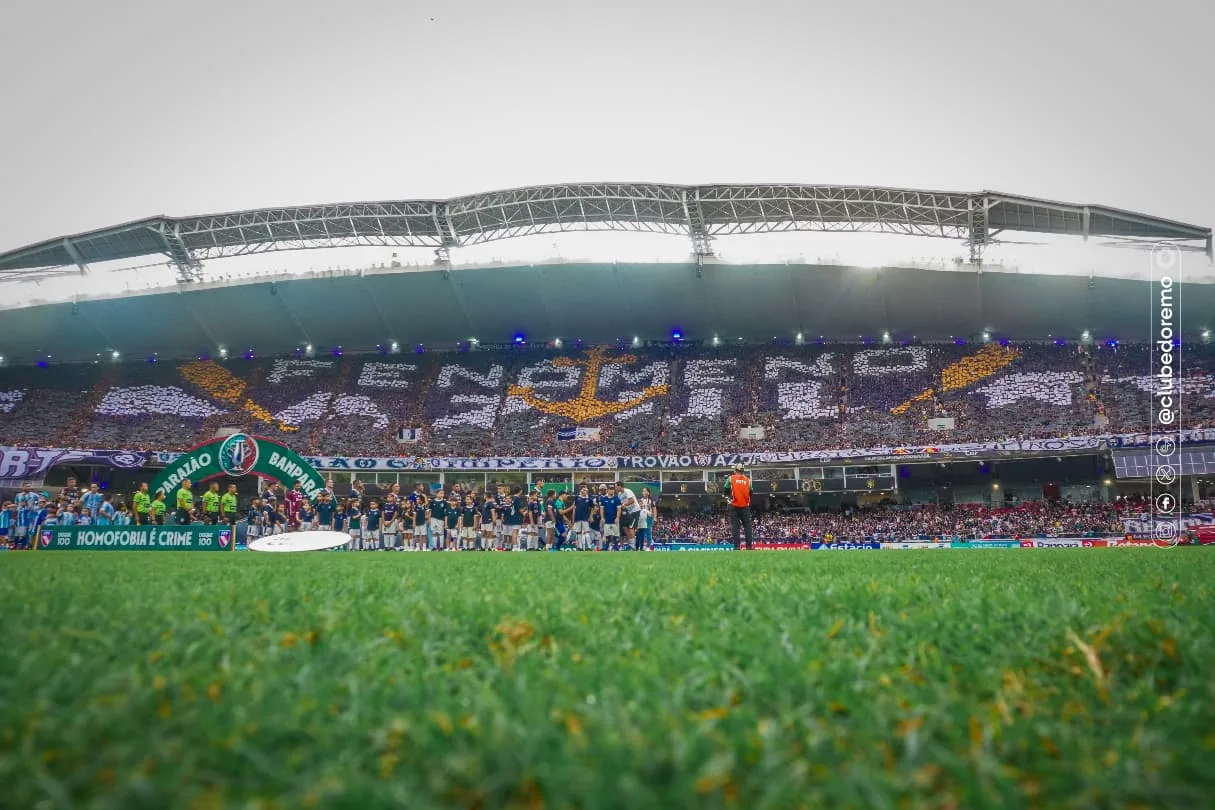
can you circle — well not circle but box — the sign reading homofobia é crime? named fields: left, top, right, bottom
left=38, top=525, right=232, bottom=551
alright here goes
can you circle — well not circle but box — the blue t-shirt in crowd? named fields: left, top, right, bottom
left=599, top=494, right=621, bottom=524
left=316, top=501, right=334, bottom=525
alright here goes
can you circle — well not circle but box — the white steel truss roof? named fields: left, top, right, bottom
left=0, top=183, right=1209, bottom=283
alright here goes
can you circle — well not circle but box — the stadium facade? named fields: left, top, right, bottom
left=1, top=183, right=1212, bottom=514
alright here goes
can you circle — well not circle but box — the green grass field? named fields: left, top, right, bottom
left=2, top=549, right=1213, bottom=809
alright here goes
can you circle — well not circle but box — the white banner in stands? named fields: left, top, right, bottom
left=151, top=452, right=618, bottom=471
left=879, top=542, right=950, bottom=549
left=40, top=425, right=1215, bottom=474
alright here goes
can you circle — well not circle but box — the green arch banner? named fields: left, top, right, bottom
left=149, top=434, right=326, bottom=499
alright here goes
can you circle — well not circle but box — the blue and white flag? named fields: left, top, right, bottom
left=557, top=427, right=602, bottom=442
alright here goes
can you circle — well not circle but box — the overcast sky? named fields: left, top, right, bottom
left=0, top=0, right=1211, bottom=302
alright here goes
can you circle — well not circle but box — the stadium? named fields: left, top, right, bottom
left=3, top=179, right=1215, bottom=803
left=3, top=2, right=1215, bottom=803
left=2, top=183, right=1214, bottom=541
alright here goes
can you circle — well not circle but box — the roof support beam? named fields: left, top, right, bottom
left=683, top=188, right=714, bottom=260
left=968, top=195, right=989, bottom=265
left=433, top=203, right=458, bottom=264
left=62, top=238, right=89, bottom=275
left=156, top=223, right=203, bottom=283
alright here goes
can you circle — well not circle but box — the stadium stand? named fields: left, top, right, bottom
left=660, top=497, right=1146, bottom=543
left=0, top=364, right=103, bottom=447
left=2, top=342, right=1213, bottom=456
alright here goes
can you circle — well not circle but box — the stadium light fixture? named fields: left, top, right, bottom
left=111, top=350, right=120, bottom=361
left=671, top=329, right=682, bottom=342
left=514, top=333, right=526, bottom=345
left=882, top=331, right=891, bottom=343
left=218, top=347, right=228, bottom=359
left=553, top=338, right=562, bottom=348
left=632, top=337, right=640, bottom=346
left=982, top=331, right=991, bottom=342
left=305, top=344, right=313, bottom=353
left=795, top=332, right=804, bottom=344
left=712, top=335, right=720, bottom=346
left=1081, top=330, right=1091, bottom=341
left=1203, top=329, right=1211, bottom=342
left=390, top=341, right=400, bottom=353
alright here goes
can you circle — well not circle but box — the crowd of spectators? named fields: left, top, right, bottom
left=0, top=365, right=103, bottom=447
left=2, top=342, right=1213, bottom=457
left=658, top=497, right=1148, bottom=543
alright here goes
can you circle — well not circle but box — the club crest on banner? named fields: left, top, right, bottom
left=218, top=433, right=259, bottom=477
left=149, top=435, right=326, bottom=498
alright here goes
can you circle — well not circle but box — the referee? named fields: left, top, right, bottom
left=724, top=463, right=754, bottom=550
left=174, top=479, right=194, bottom=525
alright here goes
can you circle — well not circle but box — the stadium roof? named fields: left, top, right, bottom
left=0, top=184, right=1209, bottom=283
left=1, top=262, right=1211, bottom=364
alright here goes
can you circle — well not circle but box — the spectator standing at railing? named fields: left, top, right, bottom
left=724, top=463, right=754, bottom=550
